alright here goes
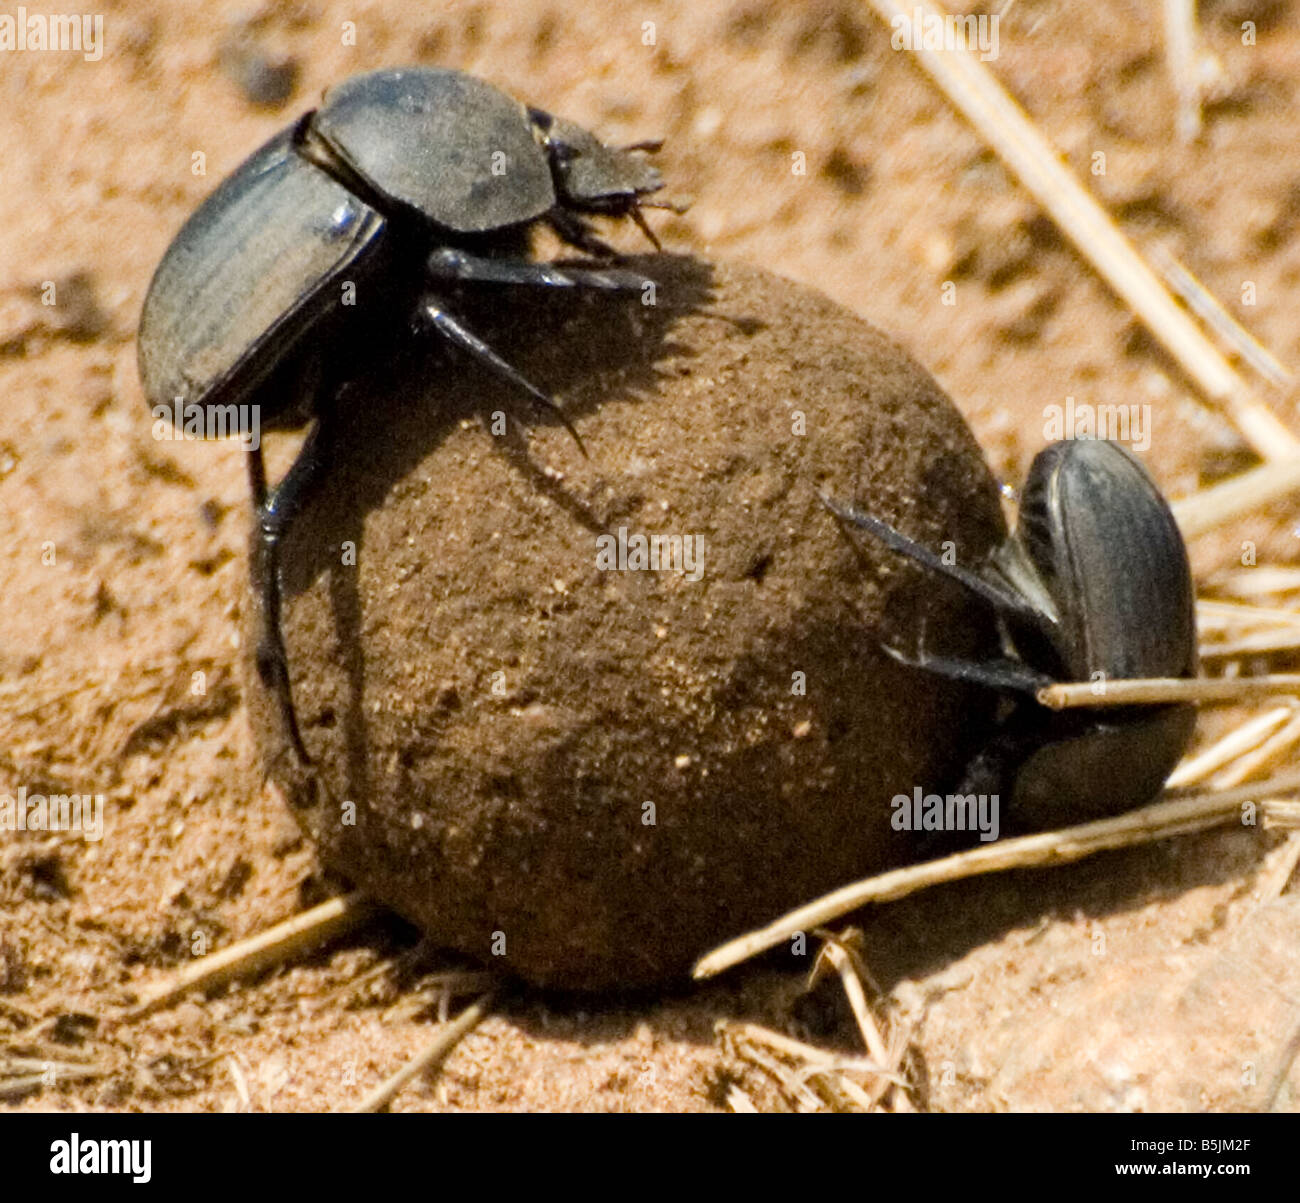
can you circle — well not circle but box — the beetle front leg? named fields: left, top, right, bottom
left=248, top=418, right=333, bottom=766
left=416, top=293, right=587, bottom=455
left=545, top=208, right=620, bottom=259
left=426, top=247, right=648, bottom=291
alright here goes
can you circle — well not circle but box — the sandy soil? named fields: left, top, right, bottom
left=3, top=0, right=1300, bottom=1112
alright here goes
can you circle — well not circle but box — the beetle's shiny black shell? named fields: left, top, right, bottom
left=138, top=127, right=386, bottom=416
left=1012, top=705, right=1198, bottom=826
left=1018, top=439, right=1197, bottom=682
left=1010, top=439, right=1198, bottom=825
left=312, top=68, right=556, bottom=234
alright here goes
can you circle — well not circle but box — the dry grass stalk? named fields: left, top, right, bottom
left=1212, top=711, right=1300, bottom=789
left=1264, top=800, right=1300, bottom=829
left=1211, top=568, right=1300, bottom=599
left=1172, top=455, right=1300, bottom=539
left=1166, top=705, right=1294, bottom=788
left=1038, top=675, right=1300, bottom=709
left=864, top=0, right=1295, bottom=459
left=725, top=1083, right=759, bottom=1113
left=718, top=1020, right=902, bottom=1113
left=1197, top=599, right=1300, bottom=631
left=1163, top=0, right=1205, bottom=143
left=1257, top=831, right=1300, bottom=900
left=695, top=769, right=1300, bottom=979
left=718, top=1022, right=826, bottom=1112
left=126, top=892, right=377, bottom=1020
left=1149, top=244, right=1293, bottom=387
left=350, top=991, right=496, bottom=1113
left=809, top=931, right=910, bottom=1110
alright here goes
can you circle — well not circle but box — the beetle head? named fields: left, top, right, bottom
left=528, top=107, right=664, bottom=216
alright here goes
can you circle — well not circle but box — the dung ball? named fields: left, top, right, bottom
left=244, top=256, right=1005, bottom=990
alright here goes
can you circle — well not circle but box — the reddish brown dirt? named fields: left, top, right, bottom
left=2, top=0, right=1300, bottom=1112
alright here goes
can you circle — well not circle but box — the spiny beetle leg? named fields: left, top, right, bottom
left=416, top=294, right=587, bottom=457
left=628, top=204, right=662, bottom=251
left=248, top=418, right=333, bottom=766
left=545, top=208, right=619, bottom=260
left=247, top=441, right=269, bottom=510
left=426, top=247, right=648, bottom=291
left=819, top=492, right=1047, bottom=628
left=880, top=642, right=1053, bottom=695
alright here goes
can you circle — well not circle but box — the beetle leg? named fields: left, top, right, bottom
left=426, top=247, right=647, bottom=291
left=628, top=204, right=663, bottom=251
left=416, top=294, right=587, bottom=456
left=546, top=208, right=620, bottom=259
left=881, top=642, right=1053, bottom=695
left=248, top=419, right=333, bottom=766
left=247, top=442, right=268, bottom=510
left=819, top=493, right=1051, bottom=630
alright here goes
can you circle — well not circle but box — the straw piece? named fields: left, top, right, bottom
left=1265, top=800, right=1300, bottom=830
left=1149, top=245, right=1293, bottom=388
left=1201, top=630, right=1300, bottom=659
left=1163, top=0, right=1204, bottom=143
left=721, top=1023, right=901, bottom=1085
left=719, top=1024, right=827, bottom=1112
left=1258, top=831, right=1300, bottom=901
left=350, top=991, right=496, bottom=1113
left=726, top=1084, right=759, bottom=1113
left=1166, top=705, right=1293, bottom=788
left=1172, top=455, right=1300, bottom=540
left=1213, top=568, right=1300, bottom=599
left=694, top=770, right=1300, bottom=979
left=126, top=892, right=377, bottom=1020
left=1038, top=674, right=1300, bottom=709
left=864, top=0, right=1295, bottom=459
left=1197, top=599, right=1300, bottom=630
left=721, top=1021, right=846, bottom=1067
left=810, top=934, right=907, bottom=1110
left=1214, top=711, right=1300, bottom=789
left=812, top=937, right=890, bottom=1067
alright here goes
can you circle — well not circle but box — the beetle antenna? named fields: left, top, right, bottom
left=619, top=138, right=664, bottom=154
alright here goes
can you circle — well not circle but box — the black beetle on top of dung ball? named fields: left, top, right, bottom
left=138, top=66, right=672, bottom=765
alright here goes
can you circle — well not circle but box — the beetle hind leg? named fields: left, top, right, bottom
left=819, top=492, right=1047, bottom=627
left=882, top=642, right=1053, bottom=695
left=248, top=421, right=333, bottom=766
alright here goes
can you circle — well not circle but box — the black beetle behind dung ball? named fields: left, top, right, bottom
left=137, top=66, right=671, bottom=765
left=823, top=438, right=1198, bottom=831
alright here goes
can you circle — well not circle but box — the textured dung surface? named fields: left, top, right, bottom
left=245, top=256, right=1005, bottom=989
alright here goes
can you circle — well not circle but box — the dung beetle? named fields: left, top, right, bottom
left=138, top=67, right=671, bottom=763
left=823, top=439, right=1198, bottom=830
